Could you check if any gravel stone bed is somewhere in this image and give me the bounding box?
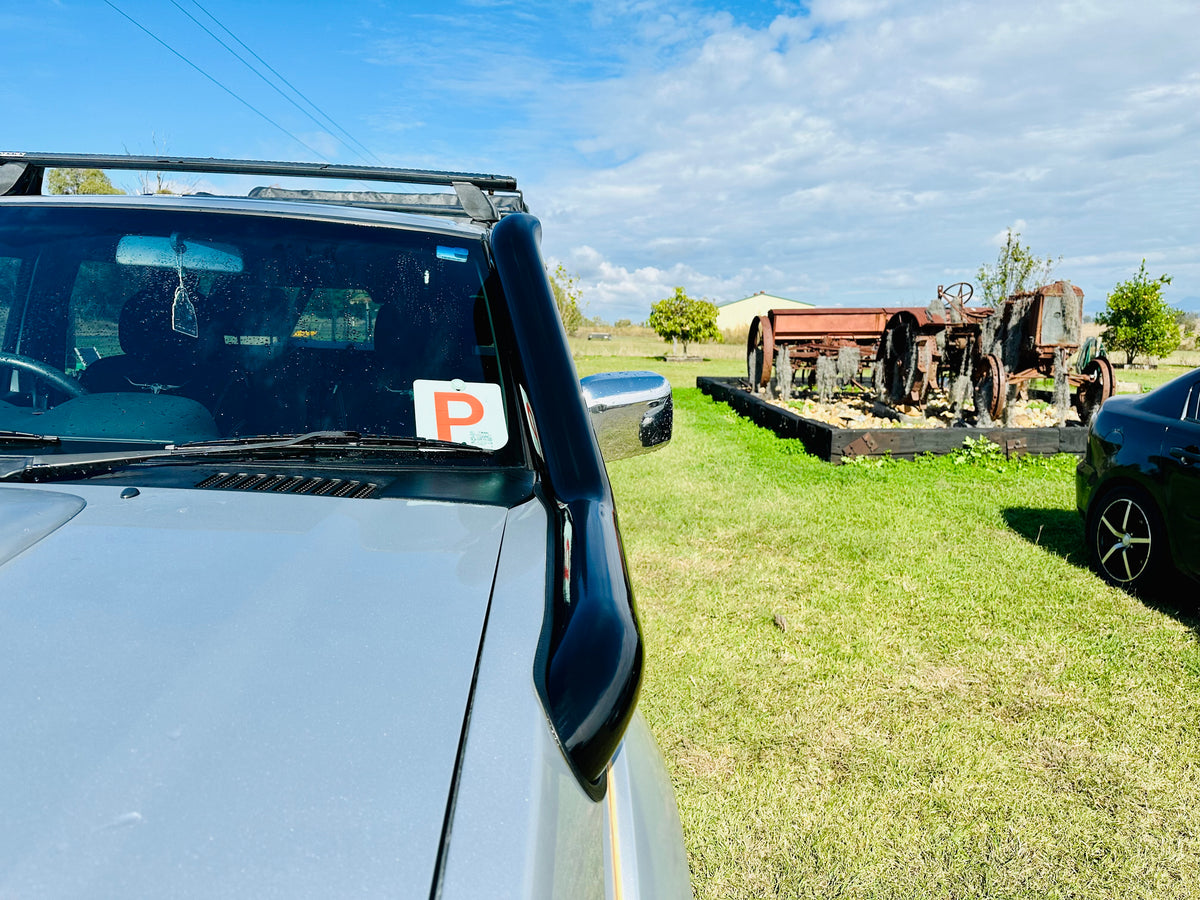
[769,392,1081,429]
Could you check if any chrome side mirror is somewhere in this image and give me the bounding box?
[580,371,673,461]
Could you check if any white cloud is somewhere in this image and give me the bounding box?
[989,222,1028,247]
[522,0,1200,318]
[808,0,894,25]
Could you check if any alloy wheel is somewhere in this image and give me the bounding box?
[1095,495,1153,584]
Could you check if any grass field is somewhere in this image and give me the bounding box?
[569,331,747,363]
[577,346,1200,899]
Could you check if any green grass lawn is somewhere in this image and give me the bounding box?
[1116,364,1196,392]
[568,331,747,365]
[578,350,1200,899]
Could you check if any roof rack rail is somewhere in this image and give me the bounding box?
[0,152,524,223]
[242,187,527,220]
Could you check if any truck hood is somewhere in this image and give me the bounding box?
[0,483,511,898]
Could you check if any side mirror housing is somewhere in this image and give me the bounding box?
[580,371,673,461]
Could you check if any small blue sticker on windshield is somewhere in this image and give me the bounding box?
[436,246,469,263]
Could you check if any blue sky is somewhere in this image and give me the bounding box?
[4,0,1199,321]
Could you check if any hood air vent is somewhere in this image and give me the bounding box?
[195,472,378,499]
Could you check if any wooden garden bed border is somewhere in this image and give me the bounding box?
[697,376,1087,463]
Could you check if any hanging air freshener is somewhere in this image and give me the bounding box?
[171,236,199,338]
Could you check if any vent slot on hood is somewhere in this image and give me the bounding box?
[195,472,378,499]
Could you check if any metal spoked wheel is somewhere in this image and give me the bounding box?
[1076,356,1115,424]
[940,281,974,305]
[973,353,1007,422]
[1088,487,1162,589]
[746,316,774,389]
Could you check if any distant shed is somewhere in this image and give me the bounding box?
[717,292,813,331]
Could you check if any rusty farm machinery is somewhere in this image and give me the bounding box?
[746,281,1115,425]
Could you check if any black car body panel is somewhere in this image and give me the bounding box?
[1077,367,1200,585]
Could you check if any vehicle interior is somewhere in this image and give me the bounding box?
[0,204,511,450]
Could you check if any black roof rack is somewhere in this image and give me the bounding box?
[242,186,527,220]
[0,152,525,224]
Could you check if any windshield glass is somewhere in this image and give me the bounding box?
[0,204,517,460]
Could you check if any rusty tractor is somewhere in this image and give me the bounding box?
[877,281,1114,424]
[747,305,917,401]
[747,281,1115,424]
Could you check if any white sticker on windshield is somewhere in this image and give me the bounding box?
[414,379,508,450]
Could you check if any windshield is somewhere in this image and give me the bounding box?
[0,204,518,461]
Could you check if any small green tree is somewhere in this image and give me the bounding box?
[648,287,720,356]
[46,168,124,195]
[1096,261,1179,366]
[976,228,1058,306]
[548,264,586,336]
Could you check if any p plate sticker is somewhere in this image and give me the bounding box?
[436,246,469,263]
[414,379,508,451]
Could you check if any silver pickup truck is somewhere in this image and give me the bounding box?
[0,152,689,899]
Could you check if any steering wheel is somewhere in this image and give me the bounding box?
[940,282,974,304]
[0,351,87,399]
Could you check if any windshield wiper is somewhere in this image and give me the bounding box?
[170,430,362,451]
[0,430,61,446]
[0,430,490,483]
[175,431,491,454]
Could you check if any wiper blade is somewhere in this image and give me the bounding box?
[0,430,61,446]
[171,430,361,451]
[169,434,357,453]
[175,431,492,454]
[0,431,491,483]
[0,431,344,481]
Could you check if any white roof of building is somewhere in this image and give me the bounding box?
[718,291,811,308]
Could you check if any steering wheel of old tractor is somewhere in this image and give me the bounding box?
[0,351,88,399]
[940,282,974,305]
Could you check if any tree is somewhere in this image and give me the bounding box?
[548,264,586,336]
[1176,309,1198,336]
[1096,261,1179,367]
[46,168,123,195]
[648,287,720,356]
[124,134,196,195]
[135,170,182,195]
[976,228,1058,306]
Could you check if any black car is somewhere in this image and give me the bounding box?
[1077,366,1200,589]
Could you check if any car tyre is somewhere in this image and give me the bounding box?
[1086,485,1167,591]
